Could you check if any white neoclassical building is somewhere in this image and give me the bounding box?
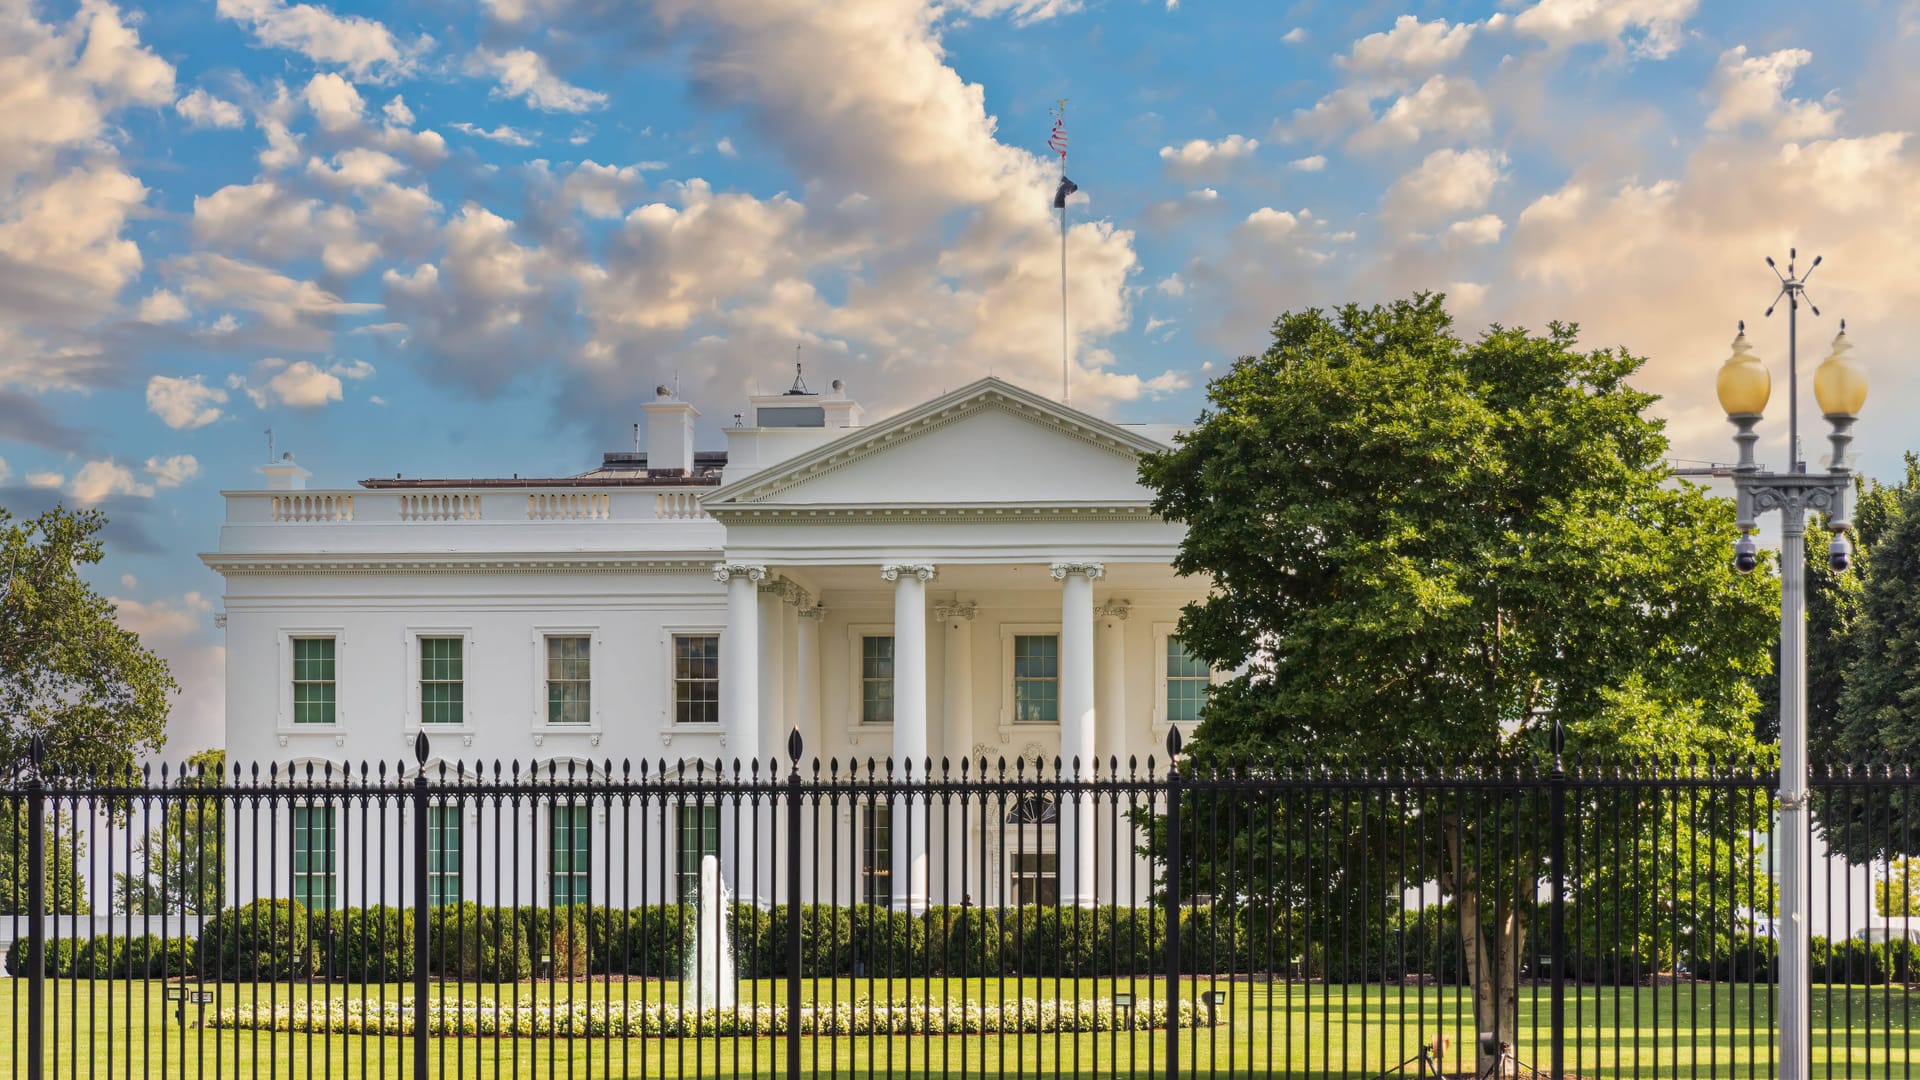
[207,376,1215,911]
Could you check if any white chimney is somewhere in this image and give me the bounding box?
[642,385,700,475]
[259,452,311,490]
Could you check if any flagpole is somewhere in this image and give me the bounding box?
[1060,172,1069,406]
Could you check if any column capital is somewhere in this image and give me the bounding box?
[933,601,977,621]
[712,562,768,583]
[881,563,937,583]
[1049,561,1105,582]
[797,605,828,622]
[1094,600,1131,620]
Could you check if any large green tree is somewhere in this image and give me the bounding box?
[114,749,225,915]
[1,505,175,777]
[1139,295,1779,1071]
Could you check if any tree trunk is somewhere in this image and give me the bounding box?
[1445,817,1529,1078]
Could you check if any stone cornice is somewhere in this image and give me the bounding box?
[202,552,721,577]
[703,503,1159,526]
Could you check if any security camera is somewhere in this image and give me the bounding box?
[1829,534,1852,573]
[1733,534,1758,575]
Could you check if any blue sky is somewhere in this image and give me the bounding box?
[2,0,1917,751]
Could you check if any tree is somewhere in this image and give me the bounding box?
[2,505,176,778]
[114,749,225,915]
[0,804,90,916]
[1876,857,1920,917]
[1139,295,1779,1072]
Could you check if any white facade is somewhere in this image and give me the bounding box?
[207,377,1211,911]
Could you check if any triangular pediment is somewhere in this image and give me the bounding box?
[705,378,1169,511]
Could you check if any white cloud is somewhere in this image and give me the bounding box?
[168,252,383,346]
[469,47,608,113]
[146,374,229,429]
[328,358,375,380]
[144,454,200,487]
[1156,273,1186,296]
[383,95,414,126]
[136,288,190,323]
[1706,46,1839,139]
[26,472,64,489]
[302,73,364,132]
[551,160,656,219]
[451,121,534,146]
[1349,74,1491,151]
[942,0,1084,23]
[1242,207,1306,241]
[1342,15,1475,76]
[1384,147,1508,222]
[176,89,245,129]
[110,591,213,640]
[1281,27,1307,44]
[1445,213,1506,246]
[0,457,8,485]
[190,179,379,276]
[69,459,153,502]
[263,359,345,407]
[1511,0,1698,60]
[0,164,152,332]
[716,136,737,157]
[1157,134,1258,174]
[215,0,424,80]
[1289,154,1327,172]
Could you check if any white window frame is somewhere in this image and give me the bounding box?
[663,625,725,729]
[998,622,1063,739]
[277,627,347,737]
[844,622,895,738]
[288,800,339,912]
[405,627,474,734]
[531,626,602,734]
[1151,622,1226,743]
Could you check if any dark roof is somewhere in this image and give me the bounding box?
[359,450,728,489]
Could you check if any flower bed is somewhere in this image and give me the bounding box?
[209,996,1212,1037]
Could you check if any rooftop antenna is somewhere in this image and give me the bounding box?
[1764,247,1822,471]
[633,423,641,454]
[789,347,809,395]
[265,428,274,464]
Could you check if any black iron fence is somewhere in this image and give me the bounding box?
[4,730,1919,1079]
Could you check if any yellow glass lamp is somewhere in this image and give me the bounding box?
[1813,324,1868,419]
[1716,326,1771,418]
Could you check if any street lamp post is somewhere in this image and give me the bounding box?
[1716,251,1869,1080]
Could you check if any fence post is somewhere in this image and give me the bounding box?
[786,730,805,1080]
[25,735,45,1080]
[1548,741,1567,1080]
[1164,727,1182,1080]
[412,732,431,1080]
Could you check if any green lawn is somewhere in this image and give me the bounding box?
[4,977,1915,1078]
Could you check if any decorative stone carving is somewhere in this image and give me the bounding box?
[880,563,937,583]
[1095,600,1131,619]
[1049,561,1105,581]
[797,604,827,622]
[711,562,768,583]
[933,601,977,621]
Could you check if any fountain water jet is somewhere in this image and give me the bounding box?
[684,854,735,1010]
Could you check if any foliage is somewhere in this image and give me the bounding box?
[1875,856,1920,917]
[0,803,91,915]
[114,749,226,915]
[196,898,316,980]
[0,505,175,779]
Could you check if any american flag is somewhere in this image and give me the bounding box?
[1047,100,1068,162]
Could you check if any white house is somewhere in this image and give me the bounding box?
[205,375,1216,913]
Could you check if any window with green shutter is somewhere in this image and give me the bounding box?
[861,635,894,724]
[1166,637,1211,724]
[420,637,463,725]
[550,806,591,907]
[292,638,336,725]
[1012,634,1059,723]
[291,806,335,910]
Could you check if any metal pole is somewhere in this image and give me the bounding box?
[1778,510,1810,1080]
[1164,728,1182,1080]
[1787,287,1799,469]
[411,732,431,1080]
[25,735,45,1080]
[1060,198,1070,405]
[786,729,804,1080]
[1549,744,1567,1080]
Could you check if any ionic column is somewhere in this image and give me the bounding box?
[883,562,936,914]
[714,562,766,903]
[795,604,825,902]
[935,601,977,905]
[1051,561,1103,906]
[1094,600,1129,905]
[757,580,789,778]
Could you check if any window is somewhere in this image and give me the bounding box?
[1012,634,1059,723]
[861,805,892,907]
[673,635,720,725]
[420,637,464,725]
[550,806,591,907]
[677,805,720,898]
[861,635,894,725]
[427,806,462,906]
[291,806,335,910]
[1165,637,1211,725]
[292,638,336,725]
[545,636,591,725]
[1010,853,1058,906]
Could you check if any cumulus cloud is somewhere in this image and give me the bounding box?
[215,0,426,80]
[1706,46,1839,139]
[1341,15,1476,77]
[1445,213,1505,246]
[136,288,190,323]
[1158,134,1258,174]
[1384,147,1508,223]
[470,47,608,112]
[146,374,229,429]
[302,72,365,132]
[176,89,245,129]
[1510,0,1698,60]
[451,122,535,146]
[69,459,153,502]
[144,454,199,487]
[1289,154,1327,172]
[1242,206,1307,242]
[382,96,413,125]
[1348,74,1491,151]
[263,358,345,407]
[167,252,383,347]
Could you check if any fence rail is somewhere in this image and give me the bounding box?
[6,730,1919,1079]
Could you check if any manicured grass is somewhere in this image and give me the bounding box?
[4,977,1915,1077]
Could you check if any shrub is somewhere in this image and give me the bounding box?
[5,937,79,977]
[196,899,316,981]
[428,903,532,981]
[320,905,413,981]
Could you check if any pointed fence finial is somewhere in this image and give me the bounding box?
[414,730,430,766]
[1166,726,1183,759]
[788,727,804,764]
[27,734,44,774]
